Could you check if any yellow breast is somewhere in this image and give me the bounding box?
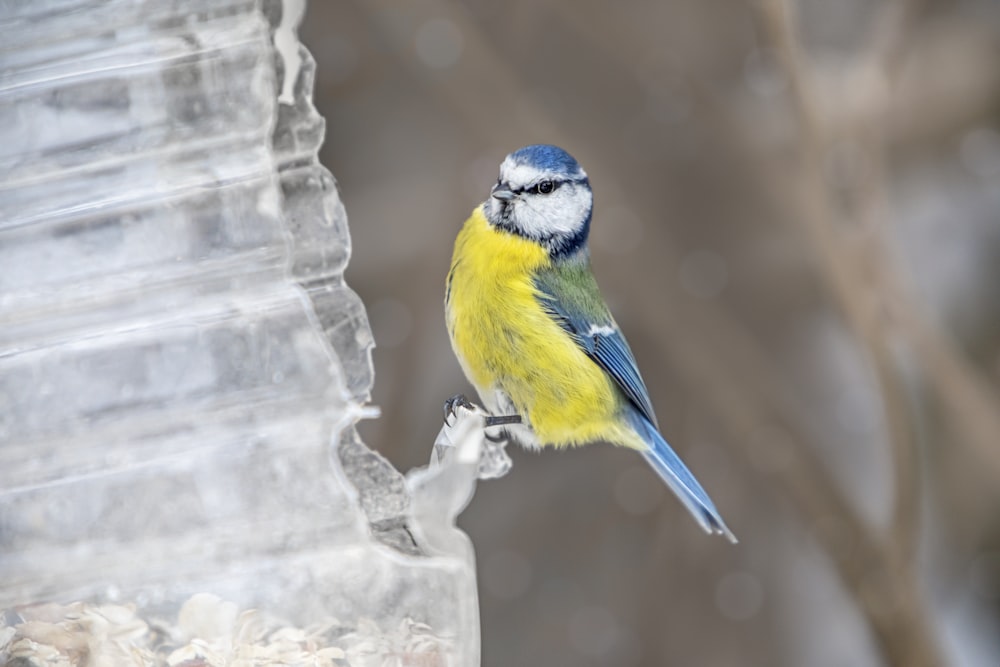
[445,207,639,449]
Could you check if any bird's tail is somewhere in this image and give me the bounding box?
[631,413,737,543]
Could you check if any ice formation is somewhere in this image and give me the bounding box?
[0,1,486,665]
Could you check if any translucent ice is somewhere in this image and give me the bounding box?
[0,1,482,665]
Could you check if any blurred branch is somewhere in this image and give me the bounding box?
[759,0,1000,501]
[758,0,923,564]
[753,0,1000,663]
[816,16,1000,148]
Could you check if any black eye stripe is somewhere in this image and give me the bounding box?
[516,179,576,195]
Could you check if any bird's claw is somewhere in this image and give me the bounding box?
[443,393,476,425]
[443,395,523,430]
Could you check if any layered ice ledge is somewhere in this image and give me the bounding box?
[0,2,482,665]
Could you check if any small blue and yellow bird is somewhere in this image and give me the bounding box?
[445,144,736,542]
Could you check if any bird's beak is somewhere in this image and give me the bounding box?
[491,184,516,201]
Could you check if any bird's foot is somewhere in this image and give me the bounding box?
[443,394,476,425]
[444,394,522,429]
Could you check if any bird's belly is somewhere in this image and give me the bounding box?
[449,278,630,448]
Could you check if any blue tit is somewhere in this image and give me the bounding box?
[445,144,736,542]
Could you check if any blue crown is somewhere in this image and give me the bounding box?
[509,144,584,178]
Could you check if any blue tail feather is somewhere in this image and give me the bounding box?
[631,413,737,543]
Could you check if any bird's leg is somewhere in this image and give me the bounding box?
[484,414,521,448]
[484,414,522,428]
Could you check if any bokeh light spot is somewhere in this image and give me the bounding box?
[414,18,464,69]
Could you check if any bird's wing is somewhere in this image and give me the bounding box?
[533,260,659,428]
[536,260,737,542]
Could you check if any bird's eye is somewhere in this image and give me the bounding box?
[537,180,554,194]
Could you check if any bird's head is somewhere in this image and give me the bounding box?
[485,144,593,258]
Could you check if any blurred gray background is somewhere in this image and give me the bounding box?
[300,1,1000,665]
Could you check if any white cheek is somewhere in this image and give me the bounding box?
[513,188,591,238]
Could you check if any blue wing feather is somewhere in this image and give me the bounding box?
[535,268,737,542]
[534,281,658,427]
[630,411,737,542]
[591,331,658,428]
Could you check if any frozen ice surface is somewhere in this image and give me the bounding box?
[412,406,500,558]
[0,1,481,665]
